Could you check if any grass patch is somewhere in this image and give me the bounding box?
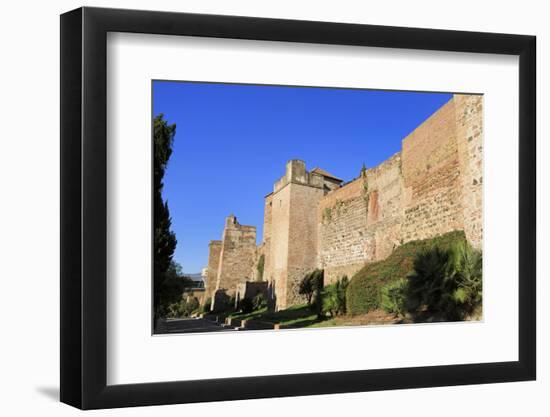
[347,230,467,315]
[229,304,322,328]
[228,307,268,321]
[310,309,403,328]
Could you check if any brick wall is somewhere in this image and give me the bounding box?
[401,97,464,242]
[264,160,332,309]
[317,177,370,283]
[455,95,483,249]
[267,183,291,309]
[285,182,324,307]
[261,193,273,283]
[316,95,482,284]
[318,153,405,283]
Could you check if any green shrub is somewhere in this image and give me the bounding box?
[347,231,467,315]
[322,285,339,317]
[184,297,199,315]
[156,261,194,318]
[380,279,408,316]
[298,272,314,304]
[338,276,349,314]
[201,297,212,313]
[211,291,232,313]
[310,269,325,318]
[450,242,483,308]
[256,254,265,281]
[252,293,267,311]
[239,297,254,314]
[228,295,236,311]
[299,269,324,305]
[166,296,200,318]
[322,276,349,317]
[167,301,184,318]
[406,241,482,321]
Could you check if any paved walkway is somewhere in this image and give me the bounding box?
[156,318,236,334]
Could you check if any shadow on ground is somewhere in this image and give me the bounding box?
[36,386,59,401]
[155,317,236,334]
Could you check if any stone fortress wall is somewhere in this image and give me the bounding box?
[209,215,257,310]
[203,240,222,305]
[204,94,483,311]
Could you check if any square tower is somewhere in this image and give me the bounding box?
[265,160,342,310]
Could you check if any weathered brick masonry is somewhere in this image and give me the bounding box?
[203,240,222,305]
[454,95,483,249]
[204,94,483,311]
[264,160,341,309]
[209,215,257,310]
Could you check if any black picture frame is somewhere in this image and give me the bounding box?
[60,6,536,410]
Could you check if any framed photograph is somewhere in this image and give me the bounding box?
[60,6,536,410]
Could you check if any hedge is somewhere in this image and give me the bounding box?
[346,230,467,315]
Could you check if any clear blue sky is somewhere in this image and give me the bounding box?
[153,81,452,273]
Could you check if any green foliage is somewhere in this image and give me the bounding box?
[252,293,268,311]
[380,279,408,316]
[322,285,339,317]
[167,302,183,318]
[323,207,332,223]
[256,254,265,281]
[201,297,212,313]
[185,297,200,315]
[299,269,324,305]
[347,231,467,315]
[239,297,254,314]
[228,295,236,311]
[338,276,349,313]
[310,269,325,318]
[153,114,178,319]
[167,296,200,318]
[407,241,482,321]
[230,303,319,329]
[299,273,314,304]
[406,246,452,316]
[322,276,349,317]
[156,261,194,317]
[211,291,231,313]
[450,242,483,307]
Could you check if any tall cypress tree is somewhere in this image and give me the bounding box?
[153,114,177,318]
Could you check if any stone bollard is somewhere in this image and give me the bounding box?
[225,317,242,327]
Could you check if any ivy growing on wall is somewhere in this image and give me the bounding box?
[323,207,332,223]
[362,180,370,214]
[256,254,265,281]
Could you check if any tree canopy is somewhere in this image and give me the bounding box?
[153,114,178,318]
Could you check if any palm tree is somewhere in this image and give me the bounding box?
[406,242,482,321]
